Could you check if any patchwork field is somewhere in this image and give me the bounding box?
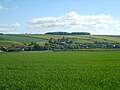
[0,34,120,47]
[0,51,120,89]
[0,34,48,46]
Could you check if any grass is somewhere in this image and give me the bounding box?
[93,35,120,43]
[1,34,120,46]
[24,34,120,43]
[24,34,80,40]
[0,51,120,89]
[0,40,24,47]
[0,34,47,44]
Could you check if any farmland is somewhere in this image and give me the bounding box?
[0,34,120,45]
[0,34,120,52]
[1,34,120,45]
[0,34,120,89]
[0,51,120,89]
[0,34,48,46]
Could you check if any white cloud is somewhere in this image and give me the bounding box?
[0,23,20,31]
[0,4,18,11]
[28,11,120,35]
[0,5,7,11]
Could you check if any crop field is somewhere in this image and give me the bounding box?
[23,34,120,43]
[93,35,120,43]
[0,51,120,89]
[0,34,47,45]
[0,40,24,47]
[0,34,120,47]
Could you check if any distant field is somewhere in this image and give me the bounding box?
[0,40,24,47]
[0,34,120,47]
[0,51,120,89]
[93,35,120,43]
[0,35,47,46]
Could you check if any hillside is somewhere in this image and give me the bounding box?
[0,34,48,46]
[21,34,120,43]
[0,34,120,46]
[0,34,120,52]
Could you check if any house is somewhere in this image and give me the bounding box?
[0,50,3,52]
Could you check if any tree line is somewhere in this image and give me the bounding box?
[45,32,90,35]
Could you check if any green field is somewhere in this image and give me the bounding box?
[0,34,47,46]
[0,34,120,47]
[0,51,120,89]
[24,34,120,43]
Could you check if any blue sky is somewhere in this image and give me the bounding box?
[0,0,120,35]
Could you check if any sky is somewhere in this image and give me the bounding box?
[0,0,120,35]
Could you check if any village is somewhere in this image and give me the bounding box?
[0,36,120,52]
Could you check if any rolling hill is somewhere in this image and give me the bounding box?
[0,34,120,47]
